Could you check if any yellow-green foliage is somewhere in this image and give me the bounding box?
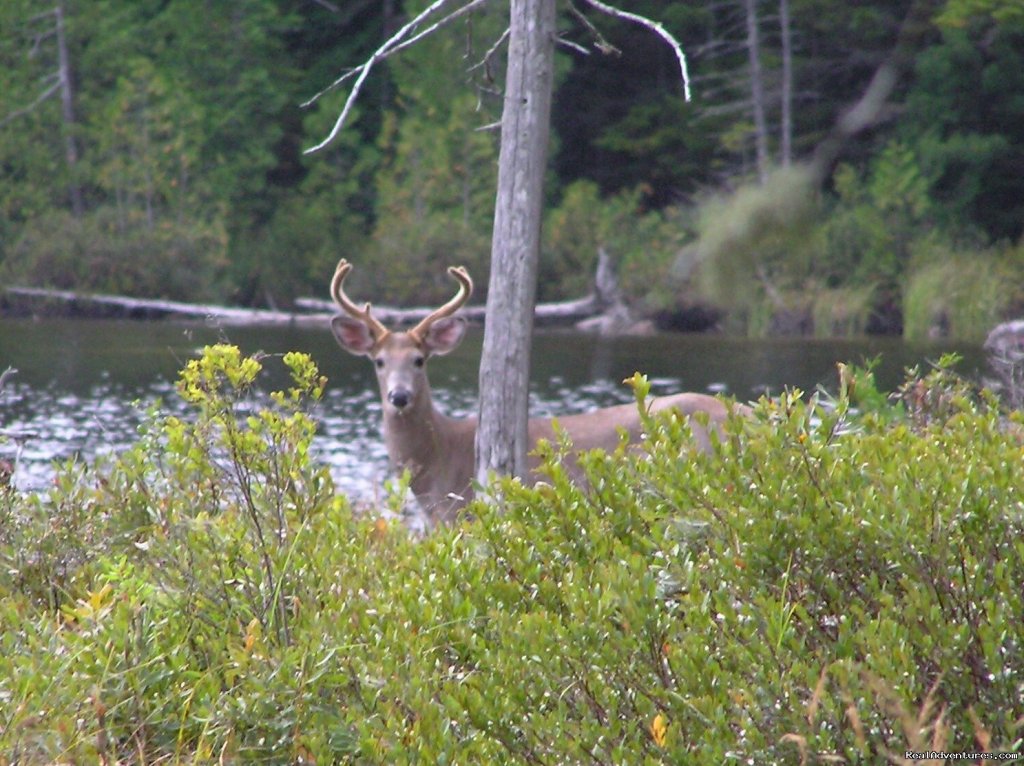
[904,245,1020,342]
[811,283,875,337]
[541,181,693,308]
[1,349,1022,763]
[694,166,819,311]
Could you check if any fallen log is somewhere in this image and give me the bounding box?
[3,250,640,330]
[3,285,605,328]
[3,286,331,328]
[294,291,602,326]
[296,248,626,330]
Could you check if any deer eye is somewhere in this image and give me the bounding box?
[375,357,385,369]
[413,356,425,368]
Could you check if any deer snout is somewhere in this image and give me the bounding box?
[388,388,412,410]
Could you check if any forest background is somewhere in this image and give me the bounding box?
[1,0,1022,341]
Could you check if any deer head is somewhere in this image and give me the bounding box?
[329,258,473,416]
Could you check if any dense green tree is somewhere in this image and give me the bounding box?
[0,1,81,228]
[901,14,1024,241]
[552,3,716,205]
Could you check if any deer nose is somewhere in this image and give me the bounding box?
[388,388,411,409]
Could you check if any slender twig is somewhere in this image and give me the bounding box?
[467,26,510,79]
[28,28,56,58]
[578,0,691,101]
[556,36,591,56]
[0,78,60,128]
[0,367,17,393]
[568,1,619,56]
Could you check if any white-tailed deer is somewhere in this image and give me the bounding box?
[329,259,746,525]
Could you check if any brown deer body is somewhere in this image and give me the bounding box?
[329,259,744,525]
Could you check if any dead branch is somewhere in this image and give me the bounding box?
[556,36,591,56]
[303,0,494,153]
[468,26,510,80]
[808,0,941,184]
[386,0,493,69]
[568,2,620,56]
[0,367,17,394]
[304,0,456,153]
[577,0,691,100]
[305,0,690,152]
[0,77,60,128]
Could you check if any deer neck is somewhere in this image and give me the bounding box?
[380,387,477,519]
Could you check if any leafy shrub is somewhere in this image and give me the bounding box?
[543,182,699,310]
[1,348,1021,763]
[903,244,1019,341]
[811,283,875,337]
[0,345,356,762]
[2,207,228,301]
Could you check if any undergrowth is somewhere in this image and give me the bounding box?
[0,346,1021,763]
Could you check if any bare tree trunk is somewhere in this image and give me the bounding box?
[475,0,556,485]
[55,2,84,217]
[779,0,792,167]
[744,0,770,184]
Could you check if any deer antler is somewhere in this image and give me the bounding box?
[330,258,390,342]
[409,266,473,343]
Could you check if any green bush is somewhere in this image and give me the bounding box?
[2,207,228,301]
[903,244,1019,341]
[1,348,1021,763]
[811,283,875,337]
[541,182,708,312]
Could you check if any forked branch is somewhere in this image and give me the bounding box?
[467,26,510,81]
[304,0,454,153]
[304,0,493,154]
[567,1,620,56]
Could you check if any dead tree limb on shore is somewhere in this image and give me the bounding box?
[3,256,627,328]
[3,286,330,327]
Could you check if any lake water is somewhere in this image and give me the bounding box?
[0,317,988,499]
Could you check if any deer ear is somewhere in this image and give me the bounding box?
[422,316,466,356]
[331,315,376,356]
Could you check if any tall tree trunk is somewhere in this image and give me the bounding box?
[744,0,770,184]
[779,0,793,166]
[475,0,556,485]
[55,2,84,217]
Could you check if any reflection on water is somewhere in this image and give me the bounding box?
[1,379,181,490]
[0,318,987,498]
